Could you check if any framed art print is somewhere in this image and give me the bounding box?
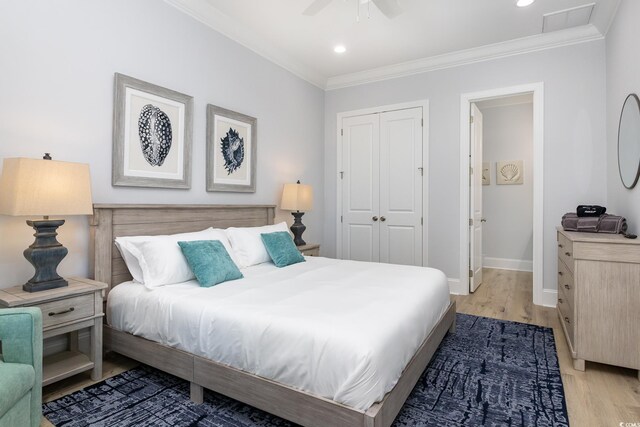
[206,104,257,192]
[112,73,193,189]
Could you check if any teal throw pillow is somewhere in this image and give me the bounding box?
[260,231,305,268]
[178,240,243,287]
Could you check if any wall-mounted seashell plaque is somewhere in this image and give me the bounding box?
[496,160,524,185]
[482,162,490,185]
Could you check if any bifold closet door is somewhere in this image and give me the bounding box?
[379,108,423,266]
[341,113,380,262]
[341,107,423,266]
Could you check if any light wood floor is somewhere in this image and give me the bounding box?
[41,268,640,426]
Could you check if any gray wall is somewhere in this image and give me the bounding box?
[0,0,324,289]
[324,40,607,292]
[606,0,640,233]
[479,103,533,266]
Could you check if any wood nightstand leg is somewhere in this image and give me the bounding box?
[70,330,79,352]
[190,382,204,404]
[91,318,103,381]
[573,358,585,371]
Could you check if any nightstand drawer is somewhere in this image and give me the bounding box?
[297,243,320,257]
[39,294,95,329]
[301,248,320,256]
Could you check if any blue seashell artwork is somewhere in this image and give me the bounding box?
[221,127,245,175]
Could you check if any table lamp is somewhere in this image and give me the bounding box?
[280,180,313,246]
[0,155,93,292]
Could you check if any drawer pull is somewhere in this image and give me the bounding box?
[48,307,75,317]
[565,252,571,257]
[564,284,571,290]
[558,271,563,276]
[558,243,563,248]
[564,317,571,324]
[558,298,564,304]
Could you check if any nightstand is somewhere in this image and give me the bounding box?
[298,243,320,257]
[0,277,107,386]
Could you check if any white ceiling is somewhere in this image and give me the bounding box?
[166,0,620,89]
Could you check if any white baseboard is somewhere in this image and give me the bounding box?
[447,278,464,295]
[483,256,533,272]
[539,288,558,308]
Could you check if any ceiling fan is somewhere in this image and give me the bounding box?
[303,0,403,19]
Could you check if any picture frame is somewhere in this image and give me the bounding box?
[112,73,193,189]
[206,104,257,193]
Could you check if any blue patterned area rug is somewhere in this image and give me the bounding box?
[44,314,569,426]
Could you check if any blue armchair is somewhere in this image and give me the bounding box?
[0,308,42,427]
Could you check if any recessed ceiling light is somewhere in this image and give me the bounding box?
[517,0,535,7]
[334,45,346,54]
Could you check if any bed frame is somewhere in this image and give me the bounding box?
[90,204,456,427]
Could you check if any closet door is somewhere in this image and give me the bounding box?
[341,113,380,262]
[379,108,423,266]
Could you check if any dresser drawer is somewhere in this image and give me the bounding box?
[38,294,95,329]
[558,302,575,351]
[557,258,575,308]
[557,233,574,273]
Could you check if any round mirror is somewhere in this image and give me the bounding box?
[618,93,640,189]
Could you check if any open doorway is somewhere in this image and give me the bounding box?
[459,83,546,306]
[471,94,534,293]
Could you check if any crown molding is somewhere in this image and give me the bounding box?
[164,0,605,92]
[602,0,622,36]
[164,0,327,90]
[325,24,604,90]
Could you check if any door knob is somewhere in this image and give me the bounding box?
[480,218,487,223]
[372,216,379,222]
[380,216,386,222]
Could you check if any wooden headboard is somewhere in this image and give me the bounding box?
[90,204,276,293]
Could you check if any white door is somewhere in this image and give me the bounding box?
[470,103,484,292]
[379,108,423,266]
[341,107,423,266]
[341,113,380,262]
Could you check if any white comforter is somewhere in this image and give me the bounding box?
[107,256,450,410]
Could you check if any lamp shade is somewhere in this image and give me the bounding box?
[281,182,313,212]
[0,157,93,217]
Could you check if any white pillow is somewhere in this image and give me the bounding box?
[114,240,145,283]
[226,222,289,268]
[115,228,239,288]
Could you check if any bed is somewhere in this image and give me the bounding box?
[91,204,456,427]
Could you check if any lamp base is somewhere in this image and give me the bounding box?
[23,219,69,292]
[290,212,307,246]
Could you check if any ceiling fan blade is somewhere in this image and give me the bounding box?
[303,0,333,16]
[371,0,403,19]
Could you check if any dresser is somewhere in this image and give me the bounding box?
[0,277,108,385]
[556,227,640,379]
